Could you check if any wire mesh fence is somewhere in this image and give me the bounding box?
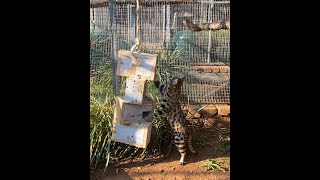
[90,0,230,104]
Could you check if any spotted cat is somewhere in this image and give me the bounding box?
[145,76,196,165]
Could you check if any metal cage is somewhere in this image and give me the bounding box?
[90,0,230,104]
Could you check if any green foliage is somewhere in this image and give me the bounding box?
[156,48,189,81]
[90,61,114,103]
[143,94,172,156]
[90,96,114,169]
[173,29,230,63]
[201,160,224,171]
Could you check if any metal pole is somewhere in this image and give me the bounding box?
[165,5,171,49]
[207,3,213,63]
[109,0,118,96]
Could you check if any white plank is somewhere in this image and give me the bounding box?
[117,50,158,81]
[111,121,152,148]
[115,96,154,124]
[124,77,146,104]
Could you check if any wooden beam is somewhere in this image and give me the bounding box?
[184,103,230,118]
[191,65,230,73]
[215,104,230,116]
[183,19,230,31]
[90,0,199,8]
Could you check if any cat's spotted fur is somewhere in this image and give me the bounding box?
[145,76,196,165]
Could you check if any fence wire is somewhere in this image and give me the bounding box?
[90,0,230,104]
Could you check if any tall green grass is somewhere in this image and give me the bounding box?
[90,95,114,170]
[90,66,172,171]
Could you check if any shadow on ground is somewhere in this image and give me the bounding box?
[92,117,230,180]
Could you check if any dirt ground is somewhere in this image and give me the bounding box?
[92,117,230,180]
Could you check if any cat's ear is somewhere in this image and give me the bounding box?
[176,76,185,89]
[154,81,160,88]
[179,76,186,81]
